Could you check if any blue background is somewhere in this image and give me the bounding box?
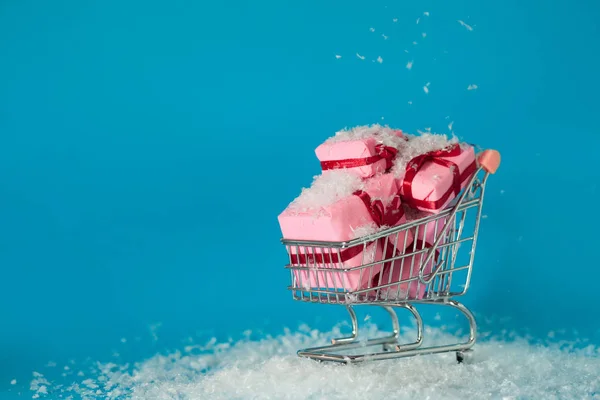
[0,0,599,396]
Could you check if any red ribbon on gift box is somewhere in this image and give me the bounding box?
[402,144,477,210]
[320,144,399,172]
[289,189,404,266]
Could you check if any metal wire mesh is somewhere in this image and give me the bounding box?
[282,170,487,305]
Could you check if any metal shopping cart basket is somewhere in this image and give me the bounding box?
[280,149,501,364]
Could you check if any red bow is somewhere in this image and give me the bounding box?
[320,144,398,172]
[402,144,476,210]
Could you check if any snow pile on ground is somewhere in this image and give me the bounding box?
[29,324,600,400]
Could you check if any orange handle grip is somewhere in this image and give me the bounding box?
[478,149,501,174]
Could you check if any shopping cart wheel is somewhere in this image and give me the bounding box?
[456,349,473,364]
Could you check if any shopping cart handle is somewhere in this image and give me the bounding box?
[478,149,501,174]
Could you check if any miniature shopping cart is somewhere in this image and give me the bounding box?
[280,149,501,364]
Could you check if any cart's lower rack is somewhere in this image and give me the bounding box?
[295,300,476,364]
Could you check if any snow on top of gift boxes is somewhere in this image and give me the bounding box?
[286,170,365,214]
[389,132,459,179]
[279,125,477,242]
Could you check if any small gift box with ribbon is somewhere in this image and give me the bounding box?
[399,143,477,213]
[315,126,407,179]
[278,173,412,292]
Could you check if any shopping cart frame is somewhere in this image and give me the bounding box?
[280,149,500,364]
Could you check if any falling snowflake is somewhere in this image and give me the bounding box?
[369,27,375,32]
[424,11,430,16]
[376,56,383,64]
[423,82,430,94]
[458,20,474,31]
[467,84,478,90]
[382,34,388,40]
[356,53,366,60]
[406,60,413,70]
[422,32,427,38]
[416,17,420,24]
[408,101,413,105]
[393,18,398,22]
[448,121,454,131]
[335,55,342,59]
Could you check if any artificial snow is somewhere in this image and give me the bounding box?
[322,124,405,147]
[287,170,365,213]
[458,20,474,31]
[30,324,600,400]
[390,132,459,180]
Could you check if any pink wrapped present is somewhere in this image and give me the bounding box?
[315,129,406,179]
[278,173,411,292]
[369,214,449,300]
[400,143,477,213]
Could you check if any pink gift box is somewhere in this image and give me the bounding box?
[399,144,477,213]
[369,214,449,300]
[278,173,411,292]
[315,130,405,179]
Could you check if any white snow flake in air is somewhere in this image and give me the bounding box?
[416,17,420,24]
[468,84,478,90]
[448,121,454,131]
[356,53,366,60]
[424,11,430,16]
[10,379,16,385]
[406,60,413,70]
[458,20,474,31]
[422,32,427,38]
[393,18,398,22]
[369,27,375,32]
[423,82,430,94]
[335,55,342,59]
[408,101,413,105]
[376,56,383,63]
[382,34,388,40]
[412,41,418,45]
[404,49,409,53]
